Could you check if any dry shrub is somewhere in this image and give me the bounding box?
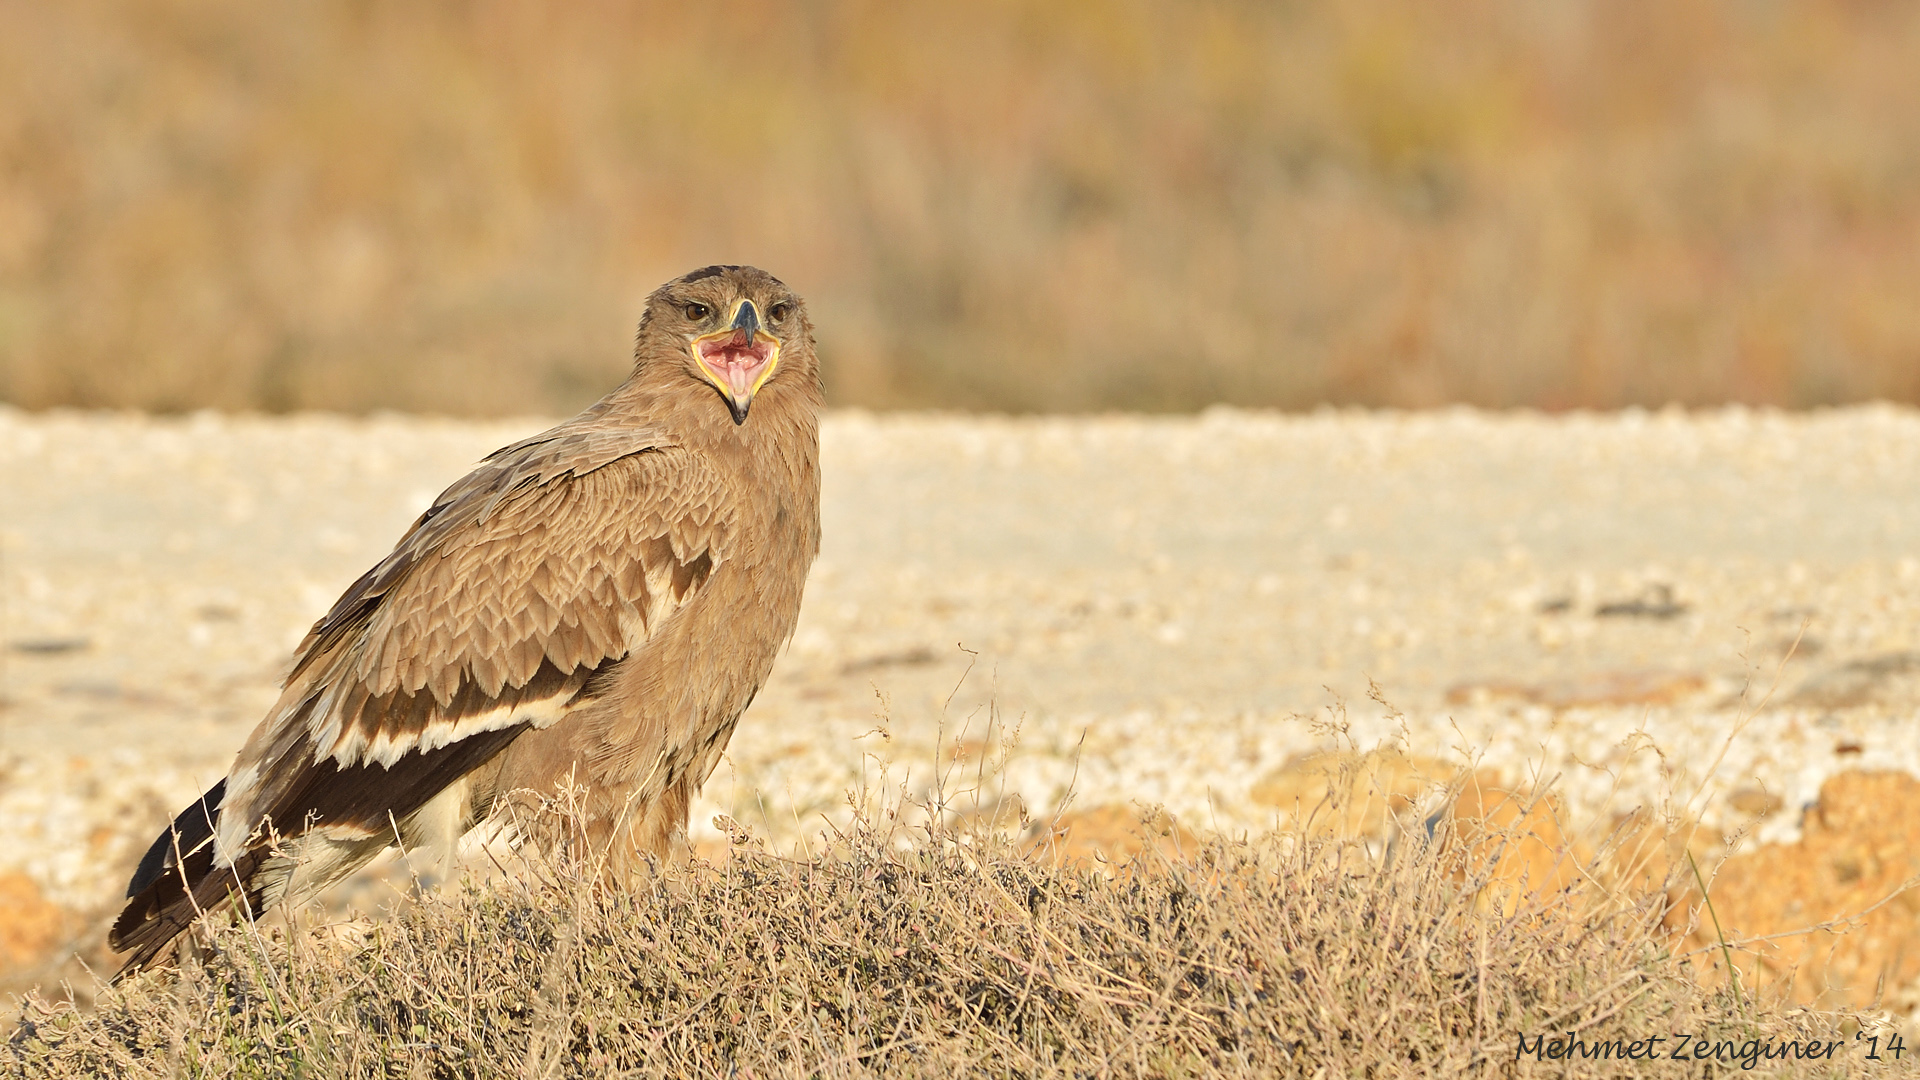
[7,786,1898,1079]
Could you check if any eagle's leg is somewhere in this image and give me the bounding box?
[579,776,695,886]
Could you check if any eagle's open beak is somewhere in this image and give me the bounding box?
[691,300,781,425]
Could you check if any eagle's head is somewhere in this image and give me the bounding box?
[636,264,816,426]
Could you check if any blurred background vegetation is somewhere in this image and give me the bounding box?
[1,0,1917,416]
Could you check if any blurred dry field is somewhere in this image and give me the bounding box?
[4,0,1920,416]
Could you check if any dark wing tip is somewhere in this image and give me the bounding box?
[110,846,262,982]
[127,780,225,899]
[113,779,241,980]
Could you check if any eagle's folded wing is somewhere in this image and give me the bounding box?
[113,427,736,965]
[228,426,730,868]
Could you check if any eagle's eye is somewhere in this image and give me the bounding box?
[767,301,792,323]
[684,302,711,321]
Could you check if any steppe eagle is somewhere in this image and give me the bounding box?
[111,265,822,974]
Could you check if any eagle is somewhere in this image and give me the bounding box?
[110,265,822,975]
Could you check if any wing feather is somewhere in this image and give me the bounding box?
[214,426,734,864]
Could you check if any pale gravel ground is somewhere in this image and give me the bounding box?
[4,405,1920,918]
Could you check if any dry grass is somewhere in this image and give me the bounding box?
[3,1,1920,415]
[7,782,1901,1079]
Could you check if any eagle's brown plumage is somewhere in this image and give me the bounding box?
[111,265,822,976]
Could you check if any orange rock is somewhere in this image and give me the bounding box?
[1249,747,1457,840]
[1686,771,1920,1007]
[1445,670,1705,710]
[0,871,67,975]
[1445,786,1591,917]
[1600,807,1709,907]
[1028,803,1195,868]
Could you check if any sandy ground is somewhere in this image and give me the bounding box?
[5,405,1920,927]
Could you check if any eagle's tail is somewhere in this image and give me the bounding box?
[109,780,269,979]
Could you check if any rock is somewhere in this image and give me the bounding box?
[1249,747,1457,840]
[1593,583,1689,619]
[1029,803,1195,867]
[1685,771,1920,1007]
[1444,670,1706,710]
[0,872,67,976]
[1444,786,1590,917]
[1727,787,1784,819]
[1790,653,1920,710]
[1601,808,1710,904]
